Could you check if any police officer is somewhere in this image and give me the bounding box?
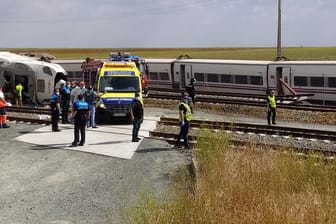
[60,82,71,124]
[71,94,90,147]
[50,88,61,132]
[267,89,277,125]
[130,93,144,142]
[174,93,192,149]
[83,85,97,128]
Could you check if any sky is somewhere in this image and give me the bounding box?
[0,0,336,48]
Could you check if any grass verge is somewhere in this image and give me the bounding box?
[123,129,336,224]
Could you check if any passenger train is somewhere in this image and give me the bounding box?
[0,52,67,105]
[52,57,336,105]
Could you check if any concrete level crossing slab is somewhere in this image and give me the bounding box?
[15,117,158,159]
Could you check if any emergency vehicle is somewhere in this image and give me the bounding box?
[81,56,143,123]
[81,53,148,96]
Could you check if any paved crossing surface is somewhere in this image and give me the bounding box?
[15,117,158,159]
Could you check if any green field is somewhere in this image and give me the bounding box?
[1,47,336,60]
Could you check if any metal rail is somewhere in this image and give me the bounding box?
[148,130,334,156]
[159,117,336,142]
[147,91,336,112]
[6,106,51,124]
[150,117,336,155]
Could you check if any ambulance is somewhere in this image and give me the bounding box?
[94,60,143,123]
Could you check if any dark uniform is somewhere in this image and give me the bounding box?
[60,83,71,124]
[83,86,97,128]
[130,94,144,142]
[185,78,196,104]
[71,96,90,146]
[50,89,61,132]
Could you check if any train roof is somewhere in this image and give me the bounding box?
[0,51,66,72]
[0,51,35,63]
[270,60,336,65]
[145,58,176,63]
[175,58,271,65]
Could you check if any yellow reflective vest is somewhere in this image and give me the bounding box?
[180,102,192,121]
[16,84,23,97]
[268,95,276,108]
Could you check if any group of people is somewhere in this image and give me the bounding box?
[49,80,145,146]
[49,81,98,147]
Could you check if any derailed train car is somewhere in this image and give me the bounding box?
[0,52,67,105]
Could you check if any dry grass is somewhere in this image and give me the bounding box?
[124,130,336,224]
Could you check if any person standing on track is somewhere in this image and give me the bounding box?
[71,94,90,147]
[50,88,61,132]
[130,93,144,142]
[15,82,24,106]
[185,77,196,105]
[267,89,277,125]
[174,93,192,149]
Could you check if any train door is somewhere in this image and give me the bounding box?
[180,64,186,89]
[276,66,295,96]
[180,64,192,89]
[282,67,291,86]
[275,67,283,93]
[185,65,192,86]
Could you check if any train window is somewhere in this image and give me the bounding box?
[207,73,219,82]
[328,77,336,88]
[250,76,263,85]
[159,72,169,80]
[194,73,204,82]
[294,77,307,86]
[42,66,52,76]
[14,63,28,70]
[310,77,324,87]
[220,74,232,83]
[235,75,248,84]
[149,72,158,80]
[37,79,45,92]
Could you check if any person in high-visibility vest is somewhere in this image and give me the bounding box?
[267,89,277,125]
[15,82,24,106]
[174,93,192,149]
[0,86,10,128]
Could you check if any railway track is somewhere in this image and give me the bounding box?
[150,117,336,155]
[6,106,51,125]
[147,90,336,112]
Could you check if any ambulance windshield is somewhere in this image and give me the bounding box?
[100,76,139,93]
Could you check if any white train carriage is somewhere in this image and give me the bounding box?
[0,52,67,104]
[268,61,336,104]
[51,59,84,82]
[171,59,270,96]
[146,59,175,90]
